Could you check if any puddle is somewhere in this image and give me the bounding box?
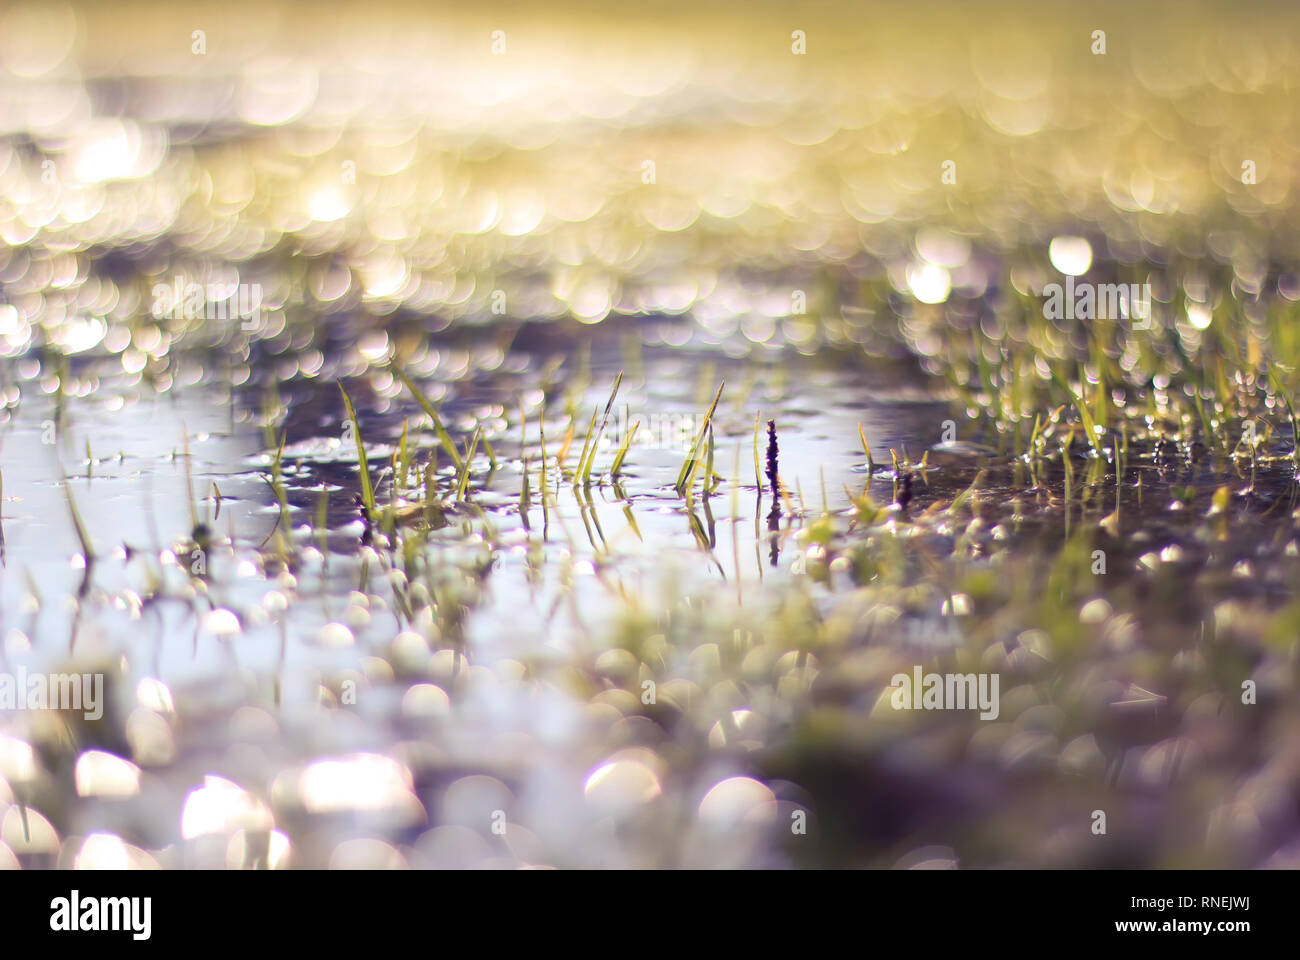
[4,1,1300,869]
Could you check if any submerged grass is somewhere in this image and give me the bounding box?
[392,363,464,474]
[62,472,95,562]
[455,425,481,502]
[577,371,623,484]
[676,381,725,494]
[572,407,599,486]
[20,4,1300,872]
[339,382,375,519]
[26,290,1300,871]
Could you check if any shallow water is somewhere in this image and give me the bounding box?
[6,1,1300,869]
[1,323,966,866]
[6,319,1298,868]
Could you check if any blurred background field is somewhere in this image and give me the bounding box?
[2,0,1300,869]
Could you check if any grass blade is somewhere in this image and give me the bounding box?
[339,382,376,518]
[392,364,464,473]
[579,371,624,483]
[676,381,726,493]
[611,420,640,477]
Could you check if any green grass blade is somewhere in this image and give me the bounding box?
[392,364,464,473]
[580,371,624,483]
[1268,363,1299,463]
[339,383,375,517]
[611,420,640,476]
[456,425,481,502]
[573,406,598,485]
[1050,365,1104,458]
[64,477,95,561]
[676,381,726,493]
